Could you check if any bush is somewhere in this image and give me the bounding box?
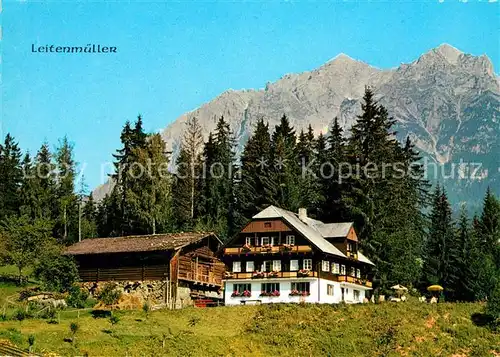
[66,285,89,308]
[486,280,500,328]
[97,283,122,306]
[34,253,79,292]
[109,313,120,325]
[12,308,27,321]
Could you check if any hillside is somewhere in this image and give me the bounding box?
[0,298,498,356]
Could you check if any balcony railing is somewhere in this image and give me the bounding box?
[338,275,372,288]
[224,271,318,279]
[224,245,313,255]
[224,271,372,287]
[178,271,223,286]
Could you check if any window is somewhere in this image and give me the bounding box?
[322,260,330,272]
[285,235,295,245]
[327,284,334,296]
[261,283,280,293]
[291,282,310,294]
[356,268,361,278]
[273,260,282,272]
[271,236,277,246]
[347,242,353,252]
[245,237,252,246]
[233,261,241,273]
[262,261,272,272]
[332,263,340,274]
[340,264,346,275]
[264,222,272,228]
[246,261,254,272]
[350,267,356,277]
[235,284,251,293]
[290,259,299,271]
[354,290,360,301]
[303,259,312,270]
[261,236,270,246]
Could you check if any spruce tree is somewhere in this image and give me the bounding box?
[263,114,301,212]
[54,137,78,244]
[172,117,204,229]
[235,118,272,225]
[423,186,460,299]
[0,134,23,219]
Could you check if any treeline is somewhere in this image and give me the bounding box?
[1,88,498,300]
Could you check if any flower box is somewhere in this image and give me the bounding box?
[289,289,311,297]
[241,244,251,253]
[224,272,233,279]
[260,290,280,297]
[252,271,265,279]
[267,271,279,278]
[297,269,310,277]
[280,244,294,253]
[231,290,251,298]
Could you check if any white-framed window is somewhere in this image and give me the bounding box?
[354,290,360,301]
[350,267,356,277]
[233,261,241,273]
[246,261,254,272]
[356,268,361,278]
[322,260,330,272]
[347,242,353,251]
[245,237,252,246]
[291,282,310,294]
[263,261,272,272]
[327,284,334,296]
[332,263,340,274]
[273,260,282,272]
[303,259,312,270]
[261,282,280,293]
[290,259,299,271]
[235,284,251,293]
[285,235,295,245]
[261,236,270,246]
[340,264,346,275]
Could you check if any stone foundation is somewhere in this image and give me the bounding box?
[80,280,167,306]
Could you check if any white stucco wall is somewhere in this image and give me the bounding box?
[224,279,370,305]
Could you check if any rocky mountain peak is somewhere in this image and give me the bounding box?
[434,43,463,65]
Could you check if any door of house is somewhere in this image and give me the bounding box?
[341,287,345,302]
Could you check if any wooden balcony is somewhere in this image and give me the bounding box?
[224,245,313,255]
[337,275,372,288]
[178,271,223,287]
[224,271,318,279]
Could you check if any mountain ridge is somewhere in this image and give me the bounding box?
[94,44,499,207]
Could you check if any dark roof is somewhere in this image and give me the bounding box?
[64,232,220,256]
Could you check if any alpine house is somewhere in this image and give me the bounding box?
[221,205,374,305]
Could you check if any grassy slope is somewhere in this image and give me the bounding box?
[0,301,498,356]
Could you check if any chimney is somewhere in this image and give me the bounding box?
[298,208,307,220]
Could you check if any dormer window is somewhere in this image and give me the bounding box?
[264,222,272,228]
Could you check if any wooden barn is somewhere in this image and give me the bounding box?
[64,232,225,308]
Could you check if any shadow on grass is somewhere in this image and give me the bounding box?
[470,312,495,327]
[91,310,111,319]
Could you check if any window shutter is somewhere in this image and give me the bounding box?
[273,260,281,272]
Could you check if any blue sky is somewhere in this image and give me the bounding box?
[2,0,499,191]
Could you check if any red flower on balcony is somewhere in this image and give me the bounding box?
[242,244,251,252]
[241,290,251,297]
[267,271,279,278]
[252,271,265,279]
[260,290,280,297]
[297,269,310,277]
[231,291,241,297]
[289,289,310,296]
